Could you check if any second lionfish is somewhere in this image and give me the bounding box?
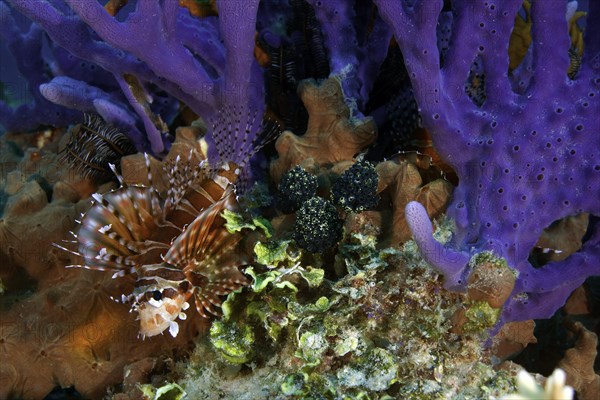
[56,107,280,338]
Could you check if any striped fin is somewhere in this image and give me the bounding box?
[210,105,281,172]
[75,185,167,272]
[162,187,250,318]
[59,114,136,182]
[164,150,206,215]
[164,154,242,229]
[195,287,223,318]
[194,278,248,318]
[163,187,238,268]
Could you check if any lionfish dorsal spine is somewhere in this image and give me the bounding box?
[210,105,282,179]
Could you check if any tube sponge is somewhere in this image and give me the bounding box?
[405,201,470,291]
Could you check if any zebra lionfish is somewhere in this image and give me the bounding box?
[56,107,280,338]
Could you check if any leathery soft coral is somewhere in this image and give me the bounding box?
[4,0,266,159]
[374,0,599,325]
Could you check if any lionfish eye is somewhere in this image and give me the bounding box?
[152,290,162,301]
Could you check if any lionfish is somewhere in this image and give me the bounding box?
[56,107,280,338]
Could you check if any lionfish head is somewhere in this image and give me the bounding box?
[129,273,194,338]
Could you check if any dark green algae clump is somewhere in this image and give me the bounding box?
[164,213,516,399]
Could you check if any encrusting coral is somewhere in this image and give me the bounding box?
[269,77,377,182]
[376,155,453,245]
[557,322,600,399]
[163,218,520,399]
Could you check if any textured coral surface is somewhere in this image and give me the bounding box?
[270,78,376,182]
[375,0,600,325]
[0,130,202,398]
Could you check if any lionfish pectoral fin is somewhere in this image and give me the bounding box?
[139,240,171,252]
[162,190,236,268]
[52,243,123,272]
[157,219,183,232]
[194,295,211,319]
[175,198,201,217]
[168,320,180,337]
[52,242,81,258]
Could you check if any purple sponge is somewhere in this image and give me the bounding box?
[376,0,600,325]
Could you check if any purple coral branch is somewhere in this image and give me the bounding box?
[503,219,600,322]
[529,0,571,95]
[305,0,392,113]
[39,76,123,113]
[6,0,268,164]
[113,75,167,155]
[37,75,150,151]
[0,2,80,131]
[62,0,265,155]
[357,13,393,105]
[306,0,360,74]
[405,201,471,291]
[178,15,226,78]
[216,0,262,108]
[63,0,218,112]
[373,0,465,158]
[376,0,600,325]
[5,0,172,152]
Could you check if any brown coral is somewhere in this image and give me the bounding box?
[270,78,377,182]
[376,156,453,245]
[267,78,452,248]
[558,322,600,400]
[0,128,207,399]
[467,261,516,309]
[494,320,537,361]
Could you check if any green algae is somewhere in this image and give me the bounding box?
[462,301,501,334]
[179,218,518,399]
[138,382,186,400]
[469,251,510,271]
[222,209,273,237]
[209,321,255,364]
[254,240,295,267]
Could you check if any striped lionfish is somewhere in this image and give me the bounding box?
[56,107,280,338]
